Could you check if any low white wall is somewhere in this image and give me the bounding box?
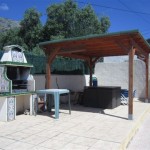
[95,60,148,99]
[34,75,90,92]
[103,56,138,62]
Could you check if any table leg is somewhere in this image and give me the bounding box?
[54,93,60,119]
[44,93,47,111]
[34,95,38,116]
[68,93,71,114]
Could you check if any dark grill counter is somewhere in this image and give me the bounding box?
[83,86,121,109]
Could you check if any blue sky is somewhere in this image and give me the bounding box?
[0,0,150,39]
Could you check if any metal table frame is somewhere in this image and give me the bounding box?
[36,89,71,119]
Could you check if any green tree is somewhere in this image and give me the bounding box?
[75,5,102,36]
[0,28,26,50]
[19,8,42,51]
[100,17,110,33]
[43,0,110,40]
[32,46,45,56]
[42,3,66,40]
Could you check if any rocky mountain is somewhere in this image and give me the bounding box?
[0,17,20,33]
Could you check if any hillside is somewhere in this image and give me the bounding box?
[0,17,20,32]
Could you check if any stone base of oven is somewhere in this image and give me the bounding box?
[0,97,16,121]
[0,93,36,122]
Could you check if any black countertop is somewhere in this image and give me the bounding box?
[85,86,121,89]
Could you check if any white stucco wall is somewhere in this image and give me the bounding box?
[103,56,138,63]
[33,59,149,99]
[95,60,147,98]
[34,74,90,92]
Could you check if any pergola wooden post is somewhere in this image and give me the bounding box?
[89,58,93,86]
[87,57,100,86]
[128,47,135,120]
[45,58,51,89]
[89,65,93,86]
[45,48,60,89]
[145,54,149,102]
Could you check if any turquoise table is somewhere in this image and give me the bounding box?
[36,89,71,119]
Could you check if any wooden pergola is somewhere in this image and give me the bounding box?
[39,30,150,120]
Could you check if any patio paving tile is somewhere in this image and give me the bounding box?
[19,129,43,135]
[5,132,32,140]
[89,139,120,150]
[35,130,60,138]
[38,139,68,150]
[63,128,89,137]
[0,137,16,149]
[19,135,49,145]
[29,146,53,150]
[0,100,150,149]
[60,143,89,150]
[51,133,77,143]
[71,136,98,147]
[2,141,34,150]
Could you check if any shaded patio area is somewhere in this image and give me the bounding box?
[39,30,150,120]
[0,99,150,150]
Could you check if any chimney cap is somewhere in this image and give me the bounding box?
[3,45,25,52]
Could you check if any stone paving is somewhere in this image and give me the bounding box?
[127,112,150,150]
[0,100,150,150]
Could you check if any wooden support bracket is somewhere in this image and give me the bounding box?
[130,38,148,57]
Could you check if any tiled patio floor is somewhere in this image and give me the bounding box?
[0,100,150,150]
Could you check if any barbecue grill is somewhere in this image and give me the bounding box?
[0,45,36,121]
